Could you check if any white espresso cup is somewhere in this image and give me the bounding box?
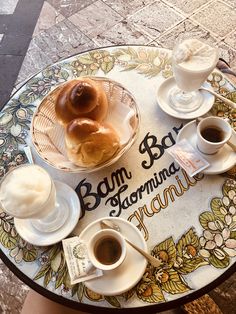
[87,229,126,271]
[197,117,232,155]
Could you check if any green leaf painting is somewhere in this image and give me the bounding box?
[0,47,235,309]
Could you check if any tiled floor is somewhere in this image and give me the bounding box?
[0,0,236,313]
[0,0,45,109]
[5,0,236,92]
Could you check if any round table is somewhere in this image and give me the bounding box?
[0,45,236,313]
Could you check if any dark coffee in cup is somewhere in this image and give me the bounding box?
[201,126,225,143]
[197,117,232,155]
[94,236,122,265]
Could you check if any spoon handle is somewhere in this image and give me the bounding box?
[124,238,161,267]
[227,141,236,152]
[200,87,236,109]
[23,146,34,164]
[101,220,161,267]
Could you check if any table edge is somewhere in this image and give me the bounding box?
[1,250,235,313]
[1,44,236,312]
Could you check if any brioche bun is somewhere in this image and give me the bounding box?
[65,118,120,167]
[55,78,108,126]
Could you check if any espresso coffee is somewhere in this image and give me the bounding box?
[94,236,122,265]
[201,126,224,143]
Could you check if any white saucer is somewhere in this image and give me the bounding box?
[14,181,81,246]
[79,217,147,296]
[156,77,215,119]
[177,120,236,175]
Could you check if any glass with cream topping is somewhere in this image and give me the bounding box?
[0,164,70,233]
[169,38,218,112]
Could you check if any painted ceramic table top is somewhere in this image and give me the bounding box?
[0,45,235,313]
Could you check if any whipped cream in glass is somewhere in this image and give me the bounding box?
[169,38,218,112]
[173,38,218,92]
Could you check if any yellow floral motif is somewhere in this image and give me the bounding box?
[0,47,235,309]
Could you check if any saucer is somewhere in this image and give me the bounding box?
[14,181,81,246]
[156,77,215,119]
[79,217,147,296]
[176,120,236,175]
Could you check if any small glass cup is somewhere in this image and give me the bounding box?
[169,38,218,113]
[0,164,69,233]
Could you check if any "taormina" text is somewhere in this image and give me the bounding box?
[75,124,204,238]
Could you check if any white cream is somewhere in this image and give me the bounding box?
[174,39,217,70]
[0,165,53,218]
[172,38,218,91]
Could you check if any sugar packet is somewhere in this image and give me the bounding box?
[167,139,210,177]
[62,237,103,285]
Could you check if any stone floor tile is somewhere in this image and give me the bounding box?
[93,20,152,46]
[69,0,123,39]
[224,30,236,49]
[217,42,236,72]
[0,260,29,314]
[33,1,65,36]
[147,40,162,47]
[47,0,96,18]
[224,0,236,8]
[16,40,53,84]
[17,20,97,84]
[0,54,23,108]
[103,0,156,17]
[163,0,208,14]
[128,1,184,39]
[0,91,13,109]
[0,34,31,55]
[32,19,96,62]
[5,0,45,36]
[0,16,9,34]
[156,19,219,49]
[191,0,236,38]
[0,0,18,15]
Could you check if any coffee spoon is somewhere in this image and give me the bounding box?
[199,86,236,109]
[100,220,162,267]
[23,146,34,164]
[226,141,236,152]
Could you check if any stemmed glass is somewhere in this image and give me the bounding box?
[0,164,69,233]
[169,38,218,113]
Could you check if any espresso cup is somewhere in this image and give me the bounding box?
[197,117,232,155]
[87,229,126,271]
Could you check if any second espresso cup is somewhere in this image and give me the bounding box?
[87,229,126,271]
[197,116,232,155]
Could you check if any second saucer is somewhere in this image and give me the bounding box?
[79,217,147,296]
[176,120,236,175]
[156,77,215,119]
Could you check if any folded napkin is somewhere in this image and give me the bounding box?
[46,124,79,170]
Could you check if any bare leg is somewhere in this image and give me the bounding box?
[21,290,88,314]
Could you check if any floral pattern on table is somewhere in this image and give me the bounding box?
[0,46,235,308]
[1,178,234,308]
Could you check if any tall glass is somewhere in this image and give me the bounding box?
[0,164,69,233]
[169,38,218,112]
